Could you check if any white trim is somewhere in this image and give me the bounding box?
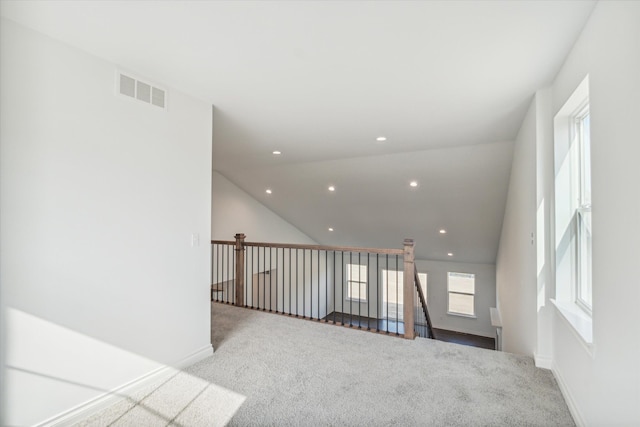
[550,299,594,355]
[534,352,552,370]
[555,75,589,118]
[36,344,214,427]
[551,361,585,427]
[489,307,502,327]
[446,311,477,319]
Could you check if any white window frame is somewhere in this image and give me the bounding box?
[574,104,592,315]
[346,263,367,302]
[447,272,476,317]
[552,75,593,348]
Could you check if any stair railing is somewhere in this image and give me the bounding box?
[414,265,435,339]
[211,234,421,339]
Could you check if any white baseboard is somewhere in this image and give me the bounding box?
[551,361,585,427]
[177,344,215,368]
[534,352,552,369]
[37,344,214,427]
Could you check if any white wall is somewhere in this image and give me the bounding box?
[416,259,496,338]
[496,97,537,356]
[550,3,640,425]
[496,88,555,362]
[211,172,328,317]
[535,88,554,367]
[496,2,640,425]
[0,19,213,426]
[244,247,331,319]
[212,171,316,244]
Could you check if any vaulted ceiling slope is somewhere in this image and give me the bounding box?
[1,1,596,263]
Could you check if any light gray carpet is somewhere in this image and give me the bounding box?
[77,303,575,426]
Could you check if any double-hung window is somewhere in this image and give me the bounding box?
[447,272,475,317]
[575,105,592,314]
[553,75,593,344]
[346,263,367,302]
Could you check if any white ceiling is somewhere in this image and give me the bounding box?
[1,1,596,263]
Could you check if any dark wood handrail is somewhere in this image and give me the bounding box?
[211,239,404,255]
[415,265,435,339]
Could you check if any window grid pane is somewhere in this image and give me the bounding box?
[448,293,475,316]
[576,109,592,314]
[347,264,367,301]
[347,281,368,301]
[448,272,475,294]
[577,209,592,310]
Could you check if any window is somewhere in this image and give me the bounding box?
[575,106,592,314]
[346,264,367,302]
[553,75,592,344]
[447,272,475,317]
[381,270,427,320]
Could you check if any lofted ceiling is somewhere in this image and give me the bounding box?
[1,1,596,263]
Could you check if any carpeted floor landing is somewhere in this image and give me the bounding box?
[76,302,575,426]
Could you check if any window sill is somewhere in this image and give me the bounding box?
[447,312,477,319]
[551,299,594,351]
[346,298,367,303]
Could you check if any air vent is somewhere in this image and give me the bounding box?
[120,74,135,97]
[151,87,165,108]
[118,72,166,110]
[136,81,151,103]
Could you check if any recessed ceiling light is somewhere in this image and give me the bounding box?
[328,185,335,192]
[328,227,334,232]
[376,136,387,142]
[439,229,447,234]
[265,189,272,194]
[447,252,453,257]
[272,150,281,155]
[410,181,418,187]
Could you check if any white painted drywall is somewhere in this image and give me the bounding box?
[211,172,330,317]
[0,19,212,426]
[415,259,496,338]
[496,2,640,424]
[496,97,538,356]
[549,2,640,424]
[244,247,331,319]
[212,171,316,244]
[534,87,554,367]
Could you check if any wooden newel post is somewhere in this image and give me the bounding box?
[403,238,415,339]
[234,233,246,307]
